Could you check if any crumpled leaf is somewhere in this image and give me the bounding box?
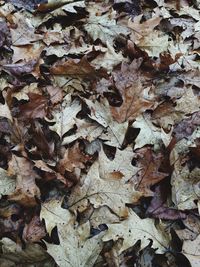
[68,161,142,218]
[171,162,200,210]
[38,0,85,12]
[8,0,46,11]
[2,60,37,76]
[10,12,42,46]
[103,208,170,254]
[91,42,126,72]
[0,20,11,48]
[111,81,153,123]
[50,57,100,78]
[22,215,46,243]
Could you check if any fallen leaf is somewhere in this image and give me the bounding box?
[50,57,99,78]
[48,94,81,138]
[40,198,71,235]
[0,168,15,196]
[7,154,40,206]
[57,142,88,174]
[41,198,104,267]
[85,5,130,45]
[132,115,162,149]
[134,147,168,196]
[68,161,142,218]
[98,146,139,182]
[111,81,153,123]
[182,235,200,267]
[22,215,46,243]
[18,93,48,120]
[103,208,170,254]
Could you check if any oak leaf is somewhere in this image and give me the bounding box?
[103,209,170,253]
[48,94,81,138]
[134,147,168,196]
[85,5,130,45]
[68,161,141,218]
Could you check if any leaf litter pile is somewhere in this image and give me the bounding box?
[0,0,200,266]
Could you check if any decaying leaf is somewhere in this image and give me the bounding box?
[0,0,199,266]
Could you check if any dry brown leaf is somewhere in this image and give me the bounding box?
[57,142,88,174]
[50,57,100,78]
[7,154,40,206]
[134,147,168,196]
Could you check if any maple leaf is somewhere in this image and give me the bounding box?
[103,209,170,254]
[134,147,168,196]
[68,161,141,218]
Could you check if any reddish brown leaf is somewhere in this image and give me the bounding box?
[19,93,48,120]
[57,142,89,174]
[50,57,104,78]
[22,215,46,242]
[134,147,168,196]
